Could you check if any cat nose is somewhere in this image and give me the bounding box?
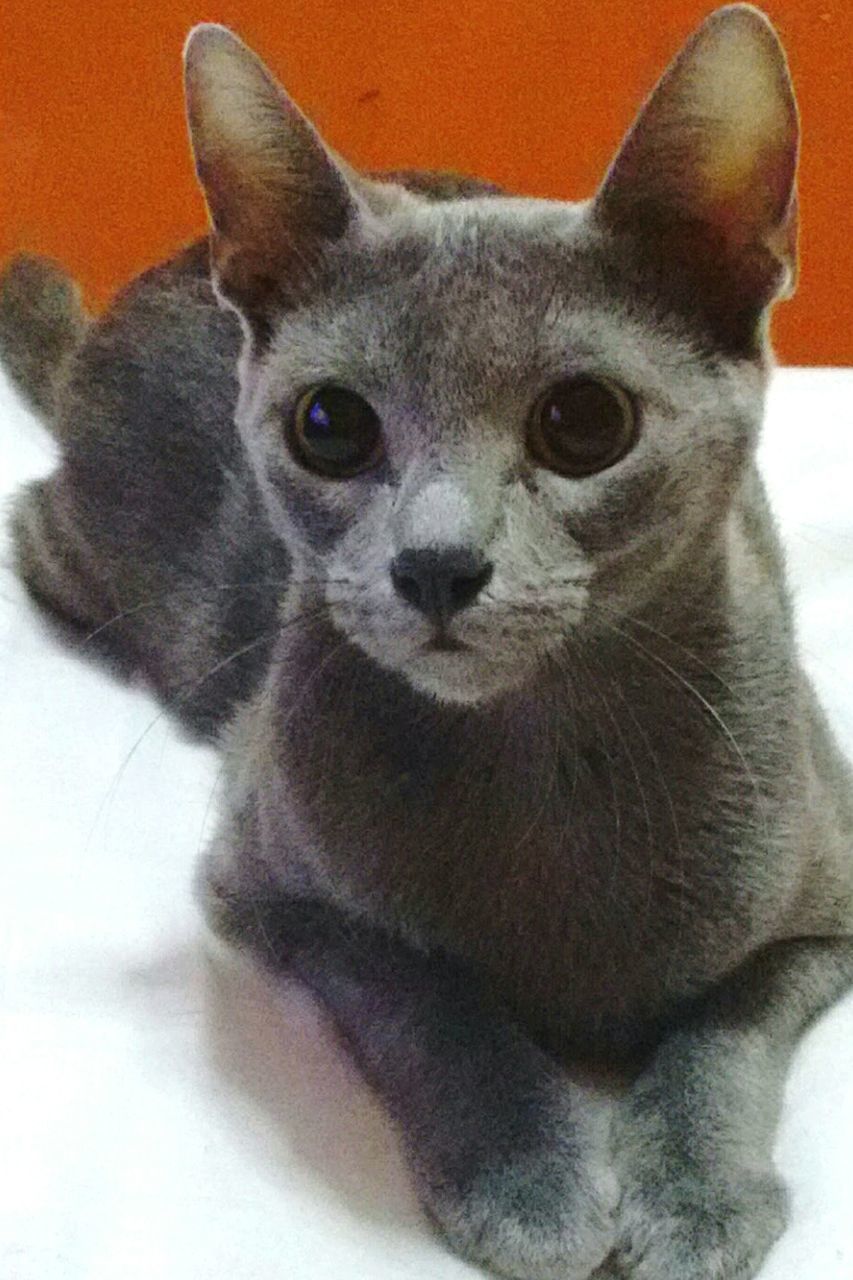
[390,547,493,623]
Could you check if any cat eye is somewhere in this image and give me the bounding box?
[528,377,637,477]
[288,385,383,478]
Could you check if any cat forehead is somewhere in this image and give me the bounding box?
[264,192,723,408]
[274,191,621,355]
[374,191,593,293]
[402,191,588,243]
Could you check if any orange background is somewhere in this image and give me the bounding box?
[2,2,850,364]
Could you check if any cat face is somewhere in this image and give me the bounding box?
[184,9,796,704]
[232,197,762,703]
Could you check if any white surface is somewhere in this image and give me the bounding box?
[1,366,852,1280]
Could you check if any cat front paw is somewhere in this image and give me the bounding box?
[613,1172,788,1280]
[421,1144,619,1280]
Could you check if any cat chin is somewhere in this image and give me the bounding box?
[339,620,545,705]
[400,652,533,707]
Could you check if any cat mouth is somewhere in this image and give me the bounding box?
[422,632,470,654]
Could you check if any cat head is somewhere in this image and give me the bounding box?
[184,6,798,705]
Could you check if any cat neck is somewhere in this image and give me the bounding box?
[269,584,750,749]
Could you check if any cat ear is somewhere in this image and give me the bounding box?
[594,5,798,348]
[184,25,362,332]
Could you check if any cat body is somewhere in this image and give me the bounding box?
[8,243,284,737]
[5,8,853,1279]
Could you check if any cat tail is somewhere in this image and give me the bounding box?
[0,254,89,428]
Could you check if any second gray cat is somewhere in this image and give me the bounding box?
[3,7,853,1279]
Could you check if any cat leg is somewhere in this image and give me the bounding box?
[610,937,853,1279]
[200,861,618,1280]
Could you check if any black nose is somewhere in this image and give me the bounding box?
[390,547,493,623]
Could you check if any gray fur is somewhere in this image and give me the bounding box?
[6,241,289,736]
[0,254,89,420]
[4,8,853,1279]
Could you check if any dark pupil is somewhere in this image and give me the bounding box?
[543,380,626,466]
[304,389,376,466]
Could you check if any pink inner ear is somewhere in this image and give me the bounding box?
[701,123,798,237]
[598,102,798,253]
[593,8,799,332]
[185,24,362,330]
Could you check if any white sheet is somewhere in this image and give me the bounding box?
[1,365,852,1279]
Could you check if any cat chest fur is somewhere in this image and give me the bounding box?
[255,618,804,1057]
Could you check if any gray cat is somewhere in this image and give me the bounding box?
[3,6,852,1279]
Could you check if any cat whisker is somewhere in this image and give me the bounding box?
[593,613,769,834]
[243,630,351,963]
[78,573,368,650]
[85,601,336,850]
[577,646,654,907]
[578,645,690,979]
[590,600,744,706]
[561,647,625,923]
[196,753,228,861]
[80,577,295,647]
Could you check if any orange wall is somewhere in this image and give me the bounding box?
[2,2,850,363]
